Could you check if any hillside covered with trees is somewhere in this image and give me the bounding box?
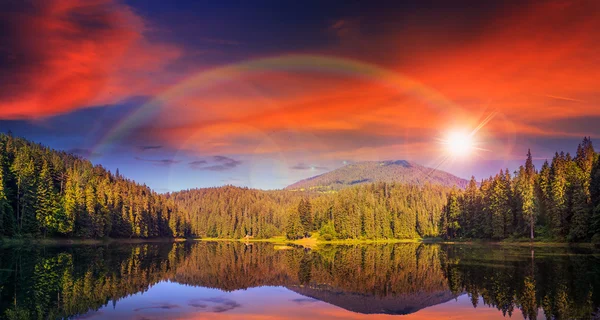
[169,182,451,240]
[0,133,192,239]
[440,137,600,242]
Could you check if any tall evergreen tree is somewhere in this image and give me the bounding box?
[535,161,551,229]
[11,149,37,234]
[0,154,13,236]
[35,160,57,237]
[588,152,600,239]
[548,152,569,238]
[285,208,304,240]
[461,177,481,238]
[441,189,461,239]
[514,150,536,239]
[298,198,313,237]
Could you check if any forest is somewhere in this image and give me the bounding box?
[439,137,600,242]
[0,133,192,239]
[2,132,600,243]
[168,182,450,240]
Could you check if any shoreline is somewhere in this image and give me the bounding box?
[2,236,597,248]
[0,237,189,246]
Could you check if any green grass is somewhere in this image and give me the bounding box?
[195,233,440,247]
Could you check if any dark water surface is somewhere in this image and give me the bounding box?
[1,242,599,320]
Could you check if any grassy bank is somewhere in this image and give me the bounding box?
[195,234,444,248]
[4,235,595,248]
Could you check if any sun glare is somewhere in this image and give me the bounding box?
[444,131,474,157]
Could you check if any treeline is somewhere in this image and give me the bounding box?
[440,137,600,242]
[0,133,191,239]
[170,182,450,240]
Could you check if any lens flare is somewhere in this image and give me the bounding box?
[443,130,474,158]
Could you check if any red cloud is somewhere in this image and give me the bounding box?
[133,0,600,166]
[0,0,180,119]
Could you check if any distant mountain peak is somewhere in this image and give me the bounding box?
[286,160,467,191]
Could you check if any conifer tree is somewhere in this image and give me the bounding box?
[285,208,304,240]
[11,149,37,234]
[35,160,57,237]
[442,189,461,238]
[460,177,479,237]
[0,155,13,236]
[549,152,569,237]
[298,198,313,237]
[588,152,600,239]
[515,150,536,239]
[535,161,551,228]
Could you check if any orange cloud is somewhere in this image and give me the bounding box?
[135,0,600,166]
[0,0,180,119]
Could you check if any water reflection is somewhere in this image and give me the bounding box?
[0,242,598,319]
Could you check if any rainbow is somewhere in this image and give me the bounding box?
[90,54,460,157]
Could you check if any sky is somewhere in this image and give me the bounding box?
[1,0,599,192]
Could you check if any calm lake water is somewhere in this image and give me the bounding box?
[1,242,599,320]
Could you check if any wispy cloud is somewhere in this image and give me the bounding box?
[133,303,180,312]
[189,160,208,166]
[134,156,180,166]
[291,163,329,171]
[188,156,242,171]
[137,145,163,151]
[188,297,241,313]
[544,94,586,103]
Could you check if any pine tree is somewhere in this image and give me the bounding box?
[462,176,481,238]
[535,161,551,229]
[442,189,461,239]
[298,198,313,237]
[591,152,600,239]
[515,150,536,239]
[35,160,57,237]
[568,177,591,242]
[548,153,569,238]
[285,208,304,240]
[62,171,81,235]
[0,155,13,236]
[11,149,37,234]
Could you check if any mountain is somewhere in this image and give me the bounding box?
[286,160,468,191]
[288,285,461,315]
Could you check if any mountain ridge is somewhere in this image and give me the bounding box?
[286,160,468,191]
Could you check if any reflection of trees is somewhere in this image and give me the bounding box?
[169,243,450,297]
[441,245,600,320]
[1,243,599,319]
[0,243,188,319]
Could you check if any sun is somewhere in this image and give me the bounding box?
[442,130,474,157]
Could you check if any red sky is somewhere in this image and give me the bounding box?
[1,0,599,190]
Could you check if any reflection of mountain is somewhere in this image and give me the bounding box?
[288,285,460,315]
[1,242,599,319]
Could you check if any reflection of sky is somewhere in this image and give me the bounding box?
[81,281,542,320]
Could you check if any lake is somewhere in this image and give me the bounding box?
[0,242,599,320]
